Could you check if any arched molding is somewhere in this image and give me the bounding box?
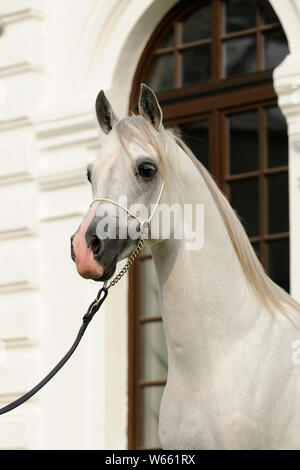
[270,0,300,301]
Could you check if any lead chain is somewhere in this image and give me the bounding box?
[104,226,149,290]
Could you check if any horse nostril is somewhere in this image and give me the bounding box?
[90,235,102,255]
[70,235,75,261]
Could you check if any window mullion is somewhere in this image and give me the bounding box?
[212,0,221,82]
[174,22,182,88]
[259,106,266,268]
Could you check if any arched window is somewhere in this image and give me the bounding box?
[128,0,289,449]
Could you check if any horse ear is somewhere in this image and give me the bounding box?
[95,90,118,134]
[138,84,163,131]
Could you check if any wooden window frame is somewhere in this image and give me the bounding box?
[130,0,283,105]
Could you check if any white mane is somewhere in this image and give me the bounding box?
[116,115,300,319]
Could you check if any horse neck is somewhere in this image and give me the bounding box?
[150,149,263,373]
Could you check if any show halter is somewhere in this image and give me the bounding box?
[0,180,164,415]
[90,180,165,290]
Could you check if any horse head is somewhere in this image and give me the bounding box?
[71,84,165,282]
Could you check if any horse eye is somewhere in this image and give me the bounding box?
[137,162,157,181]
[87,169,91,183]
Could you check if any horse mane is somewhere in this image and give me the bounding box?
[175,134,300,319]
[116,115,300,318]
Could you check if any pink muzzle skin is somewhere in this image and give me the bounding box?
[72,203,104,280]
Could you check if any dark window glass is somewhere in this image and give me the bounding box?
[141,258,161,317]
[229,111,259,174]
[264,29,289,70]
[141,322,168,382]
[260,0,278,24]
[230,178,259,237]
[159,29,174,49]
[224,35,257,77]
[225,0,256,33]
[267,173,289,234]
[147,54,173,92]
[182,4,212,43]
[252,242,260,259]
[266,107,288,168]
[141,386,165,449]
[267,239,290,292]
[182,45,211,87]
[180,120,210,169]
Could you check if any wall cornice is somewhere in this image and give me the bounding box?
[35,110,101,150]
[0,117,32,132]
[1,8,44,26]
[38,167,87,192]
[0,229,37,242]
[0,61,44,79]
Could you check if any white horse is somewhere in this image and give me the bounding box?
[71,84,300,450]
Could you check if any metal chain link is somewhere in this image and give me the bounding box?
[104,226,149,290]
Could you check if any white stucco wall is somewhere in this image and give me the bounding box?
[0,0,299,450]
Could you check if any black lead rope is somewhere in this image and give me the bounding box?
[0,286,108,416]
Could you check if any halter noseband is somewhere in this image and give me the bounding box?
[90,180,165,233]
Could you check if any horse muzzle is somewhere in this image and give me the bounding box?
[69,201,105,280]
[70,203,128,282]
[71,231,105,281]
